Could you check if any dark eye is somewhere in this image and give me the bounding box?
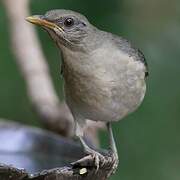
[64,18,74,27]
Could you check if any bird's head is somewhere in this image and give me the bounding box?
[26,9,96,50]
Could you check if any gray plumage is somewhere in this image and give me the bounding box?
[26,9,148,171]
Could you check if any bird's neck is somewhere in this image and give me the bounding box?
[57,28,104,53]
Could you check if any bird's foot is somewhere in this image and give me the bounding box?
[86,148,106,171]
[71,148,105,172]
[107,150,119,176]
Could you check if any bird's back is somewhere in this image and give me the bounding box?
[110,33,148,77]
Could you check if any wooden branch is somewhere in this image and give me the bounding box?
[0,158,114,180]
[0,120,116,180]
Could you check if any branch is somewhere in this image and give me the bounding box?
[0,158,114,180]
[0,120,117,180]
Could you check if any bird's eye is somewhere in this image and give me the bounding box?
[64,18,74,27]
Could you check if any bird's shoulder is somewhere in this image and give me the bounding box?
[103,32,149,78]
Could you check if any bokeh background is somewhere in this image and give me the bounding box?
[0,0,180,179]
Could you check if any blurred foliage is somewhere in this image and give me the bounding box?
[0,0,180,179]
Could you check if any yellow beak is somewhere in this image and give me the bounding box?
[26,16,63,31]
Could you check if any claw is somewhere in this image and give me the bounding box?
[93,153,100,172]
[112,152,119,174]
[107,151,119,177]
[71,149,106,173]
[85,148,105,171]
[71,155,93,167]
[74,135,106,172]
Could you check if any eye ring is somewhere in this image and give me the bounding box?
[64,17,74,27]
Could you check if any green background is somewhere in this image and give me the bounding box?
[0,0,180,179]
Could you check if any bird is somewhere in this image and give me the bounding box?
[26,9,148,171]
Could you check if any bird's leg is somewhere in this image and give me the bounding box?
[72,120,105,170]
[107,122,119,174]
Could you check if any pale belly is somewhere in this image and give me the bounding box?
[62,45,147,122]
[64,65,146,122]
